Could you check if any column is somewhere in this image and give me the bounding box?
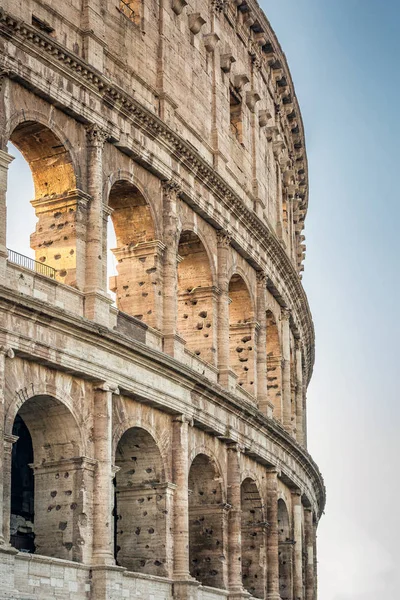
[84,125,111,324]
[292,490,303,600]
[304,509,314,600]
[172,415,191,580]
[256,272,269,414]
[2,434,18,547]
[162,180,182,357]
[92,382,118,565]
[0,346,14,545]
[226,443,245,595]
[217,230,235,389]
[313,520,318,600]
[266,468,281,600]
[295,340,304,446]
[0,149,14,284]
[281,309,292,434]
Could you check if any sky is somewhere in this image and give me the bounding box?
[5,1,400,598]
[261,1,400,598]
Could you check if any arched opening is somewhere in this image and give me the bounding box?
[240,478,266,598]
[10,395,87,561]
[278,499,293,600]
[228,274,256,394]
[188,454,225,589]
[7,122,80,286]
[108,181,163,329]
[10,415,34,552]
[266,310,282,420]
[6,143,35,260]
[177,231,216,364]
[114,427,169,576]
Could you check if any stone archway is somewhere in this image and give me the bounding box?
[114,426,170,576]
[108,180,163,329]
[188,453,225,589]
[229,274,256,394]
[10,394,89,562]
[177,230,216,364]
[241,477,266,598]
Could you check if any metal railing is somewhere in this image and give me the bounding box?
[119,0,136,20]
[7,249,57,279]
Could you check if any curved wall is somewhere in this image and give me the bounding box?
[0,0,323,598]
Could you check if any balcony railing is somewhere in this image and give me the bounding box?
[7,249,57,279]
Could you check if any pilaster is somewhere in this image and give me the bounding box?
[0,346,14,545]
[162,180,182,357]
[292,490,303,600]
[281,308,292,434]
[295,340,304,446]
[92,382,118,566]
[266,468,282,600]
[84,125,112,325]
[0,149,14,284]
[304,509,314,600]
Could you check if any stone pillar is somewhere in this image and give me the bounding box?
[226,443,245,596]
[256,272,270,415]
[2,434,18,546]
[313,520,318,600]
[172,415,191,580]
[304,509,314,600]
[266,468,281,600]
[292,490,303,600]
[162,180,182,357]
[84,125,111,324]
[281,309,292,434]
[217,230,235,389]
[0,149,14,284]
[295,340,304,446]
[92,382,117,566]
[110,240,166,330]
[0,346,14,545]
[30,190,91,288]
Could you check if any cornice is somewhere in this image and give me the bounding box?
[0,7,314,382]
[0,285,325,516]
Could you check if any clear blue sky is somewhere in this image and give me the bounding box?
[261,1,400,598]
[6,2,400,598]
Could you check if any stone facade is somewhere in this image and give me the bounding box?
[0,0,324,598]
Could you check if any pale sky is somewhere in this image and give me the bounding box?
[6,2,400,598]
[262,1,400,598]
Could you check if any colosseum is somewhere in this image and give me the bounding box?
[0,0,325,598]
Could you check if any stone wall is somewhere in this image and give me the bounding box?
[0,0,323,597]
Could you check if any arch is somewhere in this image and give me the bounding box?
[104,170,161,240]
[226,264,256,314]
[241,477,266,598]
[5,109,82,190]
[177,230,216,364]
[5,383,85,454]
[10,394,89,562]
[107,177,162,328]
[114,427,169,576]
[278,498,293,600]
[228,273,256,394]
[266,309,283,420]
[6,114,83,287]
[188,453,226,589]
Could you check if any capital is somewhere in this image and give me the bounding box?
[216,229,231,248]
[86,124,108,147]
[162,179,182,200]
[173,414,194,426]
[0,345,14,359]
[256,270,267,285]
[94,381,120,394]
[281,307,291,321]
